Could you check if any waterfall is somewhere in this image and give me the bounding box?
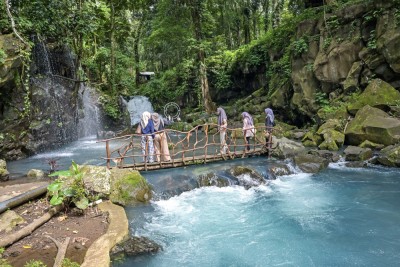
[31,35,55,75]
[126,96,154,125]
[78,85,101,138]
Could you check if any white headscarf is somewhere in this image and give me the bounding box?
[140,111,151,129]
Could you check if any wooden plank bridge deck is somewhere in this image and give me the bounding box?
[99,123,274,171]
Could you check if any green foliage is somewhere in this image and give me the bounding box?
[367,30,377,50]
[24,260,47,267]
[0,247,13,267]
[395,8,400,26]
[61,258,80,267]
[315,92,330,107]
[326,15,340,31]
[140,59,196,110]
[323,37,332,51]
[47,161,89,210]
[292,37,308,57]
[98,95,120,120]
[0,49,7,64]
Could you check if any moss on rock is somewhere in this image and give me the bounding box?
[109,169,152,205]
[347,79,400,115]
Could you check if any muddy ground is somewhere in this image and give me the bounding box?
[1,198,108,266]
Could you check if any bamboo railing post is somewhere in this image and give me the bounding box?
[106,141,110,169]
[204,124,208,163]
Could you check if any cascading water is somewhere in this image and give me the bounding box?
[115,161,400,267]
[78,85,101,138]
[125,96,154,125]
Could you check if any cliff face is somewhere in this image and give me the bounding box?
[215,0,400,127]
[0,34,79,160]
[286,1,400,120]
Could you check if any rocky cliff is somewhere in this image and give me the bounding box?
[0,34,80,160]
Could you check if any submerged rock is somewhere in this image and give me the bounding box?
[293,154,329,173]
[111,236,161,256]
[197,173,230,188]
[229,166,265,188]
[268,163,293,180]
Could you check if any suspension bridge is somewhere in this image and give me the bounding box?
[99,123,275,171]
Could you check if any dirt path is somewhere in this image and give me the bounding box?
[1,198,109,266]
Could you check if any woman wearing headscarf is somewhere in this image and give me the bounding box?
[140,111,155,163]
[264,108,275,148]
[242,112,255,151]
[152,112,171,162]
[217,107,228,154]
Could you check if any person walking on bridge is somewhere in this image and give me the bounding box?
[217,107,228,155]
[242,112,255,152]
[140,111,155,163]
[152,112,171,162]
[264,108,275,148]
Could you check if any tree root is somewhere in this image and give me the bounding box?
[0,205,62,248]
[46,236,70,267]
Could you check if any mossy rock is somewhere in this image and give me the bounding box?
[345,105,400,146]
[318,139,339,151]
[344,146,373,161]
[347,79,400,115]
[302,132,323,147]
[316,119,343,134]
[0,159,10,181]
[110,169,152,205]
[377,144,400,167]
[359,140,385,150]
[294,154,329,173]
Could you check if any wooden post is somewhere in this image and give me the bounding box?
[106,141,110,169]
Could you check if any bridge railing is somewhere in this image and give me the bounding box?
[98,123,275,170]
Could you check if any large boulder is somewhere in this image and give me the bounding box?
[344,146,372,161]
[293,154,329,173]
[347,79,400,115]
[318,129,345,151]
[0,159,10,181]
[271,137,306,159]
[109,169,152,205]
[345,105,400,146]
[316,119,345,151]
[377,144,400,167]
[80,165,112,195]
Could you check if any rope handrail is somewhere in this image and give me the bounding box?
[98,123,276,170]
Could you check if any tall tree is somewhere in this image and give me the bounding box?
[187,0,215,112]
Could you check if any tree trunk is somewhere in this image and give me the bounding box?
[189,0,215,113]
[110,1,116,93]
[134,14,145,87]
